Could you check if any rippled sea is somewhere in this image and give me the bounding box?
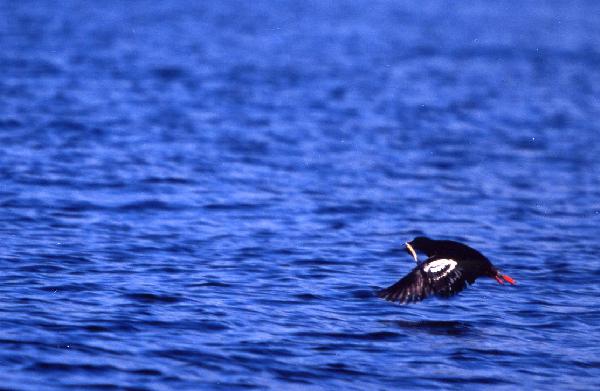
[2,1,600,390]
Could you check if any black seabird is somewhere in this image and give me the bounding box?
[378,236,516,304]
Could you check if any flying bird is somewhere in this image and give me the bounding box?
[378,236,516,304]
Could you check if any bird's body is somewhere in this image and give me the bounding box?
[378,236,515,304]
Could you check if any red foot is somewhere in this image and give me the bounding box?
[501,274,516,285]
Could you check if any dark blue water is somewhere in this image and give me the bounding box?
[2,1,600,389]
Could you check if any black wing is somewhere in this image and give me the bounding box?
[378,257,471,304]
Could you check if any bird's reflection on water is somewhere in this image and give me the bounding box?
[381,320,473,336]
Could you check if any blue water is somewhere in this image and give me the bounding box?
[2,1,600,389]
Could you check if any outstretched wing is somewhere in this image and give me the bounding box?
[378,258,471,304]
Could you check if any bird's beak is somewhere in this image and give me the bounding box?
[494,272,516,285]
[405,242,418,263]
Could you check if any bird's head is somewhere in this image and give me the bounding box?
[404,236,435,262]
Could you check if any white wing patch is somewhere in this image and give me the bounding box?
[423,258,457,280]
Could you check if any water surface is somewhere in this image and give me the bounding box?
[1,1,600,389]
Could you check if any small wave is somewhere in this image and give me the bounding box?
[293,293,322,301]
[123,292,182,304]
[27,362,118,373]
[116,200,183,212]
[295,331,402,341]
[39,282,102,292]
[204,203,265,211]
